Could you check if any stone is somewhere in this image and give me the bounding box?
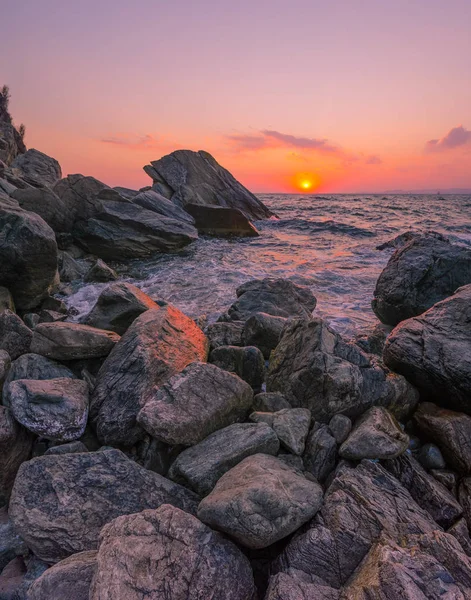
[328,414,352,444]
[354,322,393,356]
[242,312,287,358]
[303,423,337,482]
[459,478,471,530]
[28,551,97,600]
[84,259,118,283]
[11,148,62,188]
[0,507,27,572]
[197,454,323,549]
[0,407,33,506]
[30,322,120,360]
[268,317,418,423]
[8,449,199,563]
[0,350,10,391]
[184,203,259,237]
[168,422,279,495]
[11,187,70,232]
[417,442,446,470]
[91,306,209,446]
[227,278,316,321]
[0,311,32,360]
[84,282,159,334]
[448,518,471,557]
[0,121,26,166]
[144,149,273,220]
[251,408,311,455]
[53,174,108,227]
[0,287,14,312]
[41,296,67,314]
[89,504,255,600]
[339,407,409,461]
[384,284,471,412]
[0,556,27,599]
[209,345,265,390]
[138,362,253,446]
[372,234,471,325]
[413,402,471,474]
[0,206,58,310]
[132,188,195,223]
[58,250,86,282]
[204,320,244,350]
[37,309,66,323]
[430,469,458,494]
[44,441,89,455]
[8,378,89,441]
[265,573,339,600]
[253,391,290,412]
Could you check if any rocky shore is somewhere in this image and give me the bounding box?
[2,89,471,599]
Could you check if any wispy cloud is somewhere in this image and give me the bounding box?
[225,134,270,151]
[100,134,161,151]
[365,155,382,165]
[425,125,471,152]
[261,130,340,153]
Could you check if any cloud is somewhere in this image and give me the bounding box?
[425,126,471,152]
[100,134,161,150]
[365,155,382,165]
[261,130,340,153]
[225,129,343,156]
[224,134,270,151]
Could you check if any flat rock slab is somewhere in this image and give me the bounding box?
[197,453,323,549]
[168,422,279,495]
[89,505,256,600]
[9,449,199,563]
[138,362,253,446]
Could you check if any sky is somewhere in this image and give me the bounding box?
[1,0,471,193]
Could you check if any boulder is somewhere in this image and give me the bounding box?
[11,148,62,188]
[30,322,120,360]
[91,306,209,446]
[339,407,409,461]
[84,259,117,283]
[209,345,265,390]
[417,443,446,470]
[0,310,32,360]
[84,282,159,334]
[8,378,89,441]
[459,478,471,530]
[53,174,108,226]
[197,454,323,549]
[0,407,33,506]
[0,122,26,166]
[132,189,195,223]
[250,408,311,455]
[242,312,287,358]
[0,350,10,391]
[265,573,339,600]
[45,441,88,455]
[0,508,27,572]
[89,505,255,600]
[138,362,253,446]
[226,278,316,321]
[8,449,199,563]
[253,391,291,412]
[303,423,337,482]
[328,414,352,444]
[37,308,66,324]
[184,203,259,237]
[0,287,14,312]
[28,551,97,600]
[372,234,471,325]
[268,317,419,423]
[168,422,279,495]
[58,250,87,282]
[11,187,71,234]
[355,322,393,355]
[383,285,471,413]
[0,206,58,310]
[204,320,244,350]
[143,149,273,220]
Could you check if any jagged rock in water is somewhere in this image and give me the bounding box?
[84,259,117,283]
[58,250,87,282]
[143,149,273,220]
[209,345,265,390]
[372,233,471,325]
[0,406,33,506]
[11,148,62,188]
[184,203,259,237]
[8,449,199,563]
[0,310,32,360]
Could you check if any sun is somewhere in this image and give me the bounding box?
[291,172,320,192]
[301,180,312,190]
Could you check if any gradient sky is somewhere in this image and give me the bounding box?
[2,0,471,192]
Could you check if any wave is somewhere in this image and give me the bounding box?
[265,218,376,238]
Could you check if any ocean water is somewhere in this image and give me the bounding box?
[65,194,471,336]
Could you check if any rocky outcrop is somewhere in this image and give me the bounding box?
[132,189,195,223]
[89,505,256,600]
[144,149,273,220]
[11,148,62,188]
[198,454,323,549]
[8,449,199,563]
[0,310,32,360]
[53,174,108,227]
[384,284,471,412]
[137,362,253,446]
[11,187,70,232]
[184,203,260,237]
[0,406,33,506]
[372,234,471,325]
[91,306,209,446]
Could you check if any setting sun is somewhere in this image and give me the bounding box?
[291,172,320,192]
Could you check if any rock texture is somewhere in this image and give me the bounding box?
[184,203,259,237]
[250,408,311,455]
[53,174,108,227]
[0,406,33,506]
[9,449,199,563]
[0,350,10,391]
[242,312,286,358]
[204,321,244,350]
[0,310,32,360]
[131,189,195,223]
[84,259,117,283]
[11,187,70,232]
[303,423,337,482]
[209,345,265,390]
[11,148,62,188]
[265,573,339,600]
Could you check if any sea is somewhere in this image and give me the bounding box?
[64,194,471,337]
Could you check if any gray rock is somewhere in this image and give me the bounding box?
[242,312,286,358]
[458,478,471,530]
[0,206,58,310]
[0,507,27,572]
[253,391,291,412]
[184,203,259,237]
[8,449,199,563]
[0,407,33,506]
[91,306,209,446]
[417,443,446,470]
[268,317,418,423]
[328,414,352,444]
[84,282,159,334]
[0,122,26,166]
[30,322,120,360]
[355,322,393,355]
[53,174,108,227]
[40,296,67,314]
[84,259,117,283]
[448,518,471,557]
[265,573,339,600]
[37,309,66,323]
[251,408,311,455]
[138,362,253,446]
[58,250,87,282]
[0,311,32,360]
[372,234,471,325]
[0,350,10,391]
[210,345,265,390]
[89,504,255,600]
[8,378,89,441]
[11,148,62,188]
[204,320,244,350]
[227,278,316,321]
[303,424,337,482]
[198,454,323,549]
[0,287,14,312]
[132,188,196,223]
[144,149,273,220]
[11,187,70,232]
[44,441,89,455]
[430,469,458,494]
[169,423,279,495]
[339,407,409,460]
[384,284,471,412]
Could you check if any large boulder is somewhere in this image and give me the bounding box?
[0,310,32,360]
[168,422,279,495]
[242,312,287,358]
[204,321,244,350]
[89,505,255,600]
[84,282,159,334]
[11,186,70,232]
[372,234,471,325]
[137,362,253,446]
[0,206,58,310]
[384,284,471,412]
[0,407,33,506]
[131,189,195,223]
[11,148,62,188]
[197,454,323,549]
[267,317,418,423]
[184,203,259,237]
[90,306,209,446]
[143,149,273,220]
[8,449,199,563]
[53,174,108,226]
[265,573,339,600]
[250,408,311,455]
[209,345,265,390]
